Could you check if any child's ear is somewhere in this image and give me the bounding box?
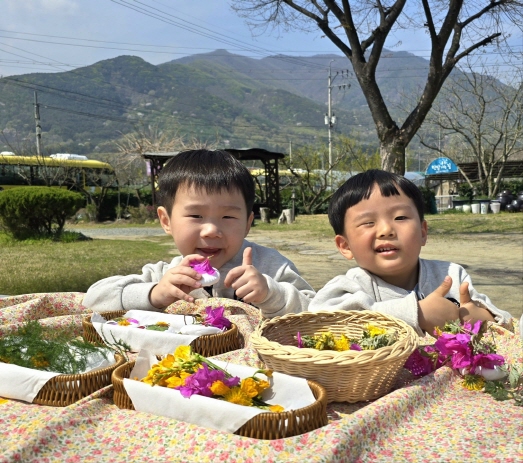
[421,219,428,245]
[244,211,254,236]
[157,206,172,234]
[335,234,354,260]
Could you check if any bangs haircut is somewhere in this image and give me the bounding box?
[328,169,425,235]
[157,149,255,216]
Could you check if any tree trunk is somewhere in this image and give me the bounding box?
[380,140,406,174]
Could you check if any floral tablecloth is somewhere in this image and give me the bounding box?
[1,293,522,463]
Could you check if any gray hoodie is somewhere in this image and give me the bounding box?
[308,259,512,336]
[83,240,315,318]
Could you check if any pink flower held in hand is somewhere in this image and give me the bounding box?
[191,259,217,275]
[204,306,231,330]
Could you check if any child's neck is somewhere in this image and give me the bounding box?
[376,264,419,291]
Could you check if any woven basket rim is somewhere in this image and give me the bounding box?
[112,359,328,438]
[251,309,418,364]
[82,311,239,342]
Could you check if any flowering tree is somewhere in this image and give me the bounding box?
[232,0,523,174]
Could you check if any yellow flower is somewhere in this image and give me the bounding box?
[262,370,273,378]
[434,326,443,337]
[174,345,192,361]
[462,374,485,391]
[165,374,184,388]
[210,380,230,396]
[223,387,253,406]
[158,354,177,369]
[117,319,131,326]
[365,324,387,337]
[269,404,284,413]
[334,334,350,351]
[255,380,270,394]
[156,321,169,327]
[30,354,50,369]
[241,378,260,398]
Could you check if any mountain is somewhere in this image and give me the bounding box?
[0,49,512,158]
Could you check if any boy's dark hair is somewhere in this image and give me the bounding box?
[157,149,255,215]
[328,169,425,235]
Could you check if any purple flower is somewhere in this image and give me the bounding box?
[404,349,436,376]
[469,353,505,374]
[191,259,217,276]
[463,320,482,335]
[297,332,303,348]
[204,306,231,330]
[176,363,239,398]
[350,343,362,351]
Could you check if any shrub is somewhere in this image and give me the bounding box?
[0,187,84,240]
[127,204,157,223]
[418,187,438,215]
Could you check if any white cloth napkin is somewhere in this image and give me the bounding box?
[0,349,115,403]
[123,349,316,434]
[91,310,223,356]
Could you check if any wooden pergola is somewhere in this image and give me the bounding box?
[142,148,285,216]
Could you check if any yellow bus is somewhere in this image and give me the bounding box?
[0,153,116,192]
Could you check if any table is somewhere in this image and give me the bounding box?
[1,293,522,463]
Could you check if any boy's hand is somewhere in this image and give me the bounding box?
[418,276,460,335]
[149,255,204,308]
[224,247,269,304]
[458,282,495,323]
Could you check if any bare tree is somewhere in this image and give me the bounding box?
[232,0,523,174]
[420,60,523,197]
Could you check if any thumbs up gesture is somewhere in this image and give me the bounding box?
[418,276,461,335]
[224,247,269,304]
[457,281,495,324]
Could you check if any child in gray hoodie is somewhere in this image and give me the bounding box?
[309,169,513,336]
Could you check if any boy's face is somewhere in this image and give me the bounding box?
[157,185,253,270]
[335,184,428,290]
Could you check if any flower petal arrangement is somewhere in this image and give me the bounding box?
[141,345,283,411]
[296,323,398,351]
[190,258,220,286]
[405,319,523,405]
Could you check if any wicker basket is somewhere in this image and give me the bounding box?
[32,353,125,407]
[250,310,419,403]
[83,310,240,357]
[112,360,328,440]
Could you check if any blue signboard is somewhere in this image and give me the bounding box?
[425,157,459,175]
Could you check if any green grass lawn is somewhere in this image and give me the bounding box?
[1,211,521,296]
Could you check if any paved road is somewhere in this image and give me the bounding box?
[70,227,166,238]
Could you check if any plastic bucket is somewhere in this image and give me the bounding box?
[463,204,472,213]
[490,202,501,214]
[480,202,488,214]
[471,203,480,214]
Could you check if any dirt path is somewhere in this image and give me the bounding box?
[247,229,523,319]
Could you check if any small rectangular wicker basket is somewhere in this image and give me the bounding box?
[250,310,419,403]
[82,310,241,358]
[111,360,328,440]
[32,353,125,407]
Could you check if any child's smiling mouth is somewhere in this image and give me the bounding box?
[198,247,220,258]
[375,246,399,254]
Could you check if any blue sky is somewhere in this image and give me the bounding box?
[0,0,433,77]
[0,0,520,80]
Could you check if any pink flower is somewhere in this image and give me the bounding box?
[296,332,303,348]
[190,259,217,276]
[434,332,474,369]
[204,306,231,330]
[350,343,362,351]
[469,353,505,374]
[176,363,239,398]
[463,320,482,335]
[404,349,436,376]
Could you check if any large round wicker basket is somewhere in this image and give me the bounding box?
[83,310,240,357]
[32,353,125,407]
[111,360,328,440]
[250,310,419,403]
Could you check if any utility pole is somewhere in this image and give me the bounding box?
[34,91,42,157]
[324,61,350,188]
[289,140,292,168]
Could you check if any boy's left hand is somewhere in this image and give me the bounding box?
[224,247,269,304]
[458,282,495,323]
